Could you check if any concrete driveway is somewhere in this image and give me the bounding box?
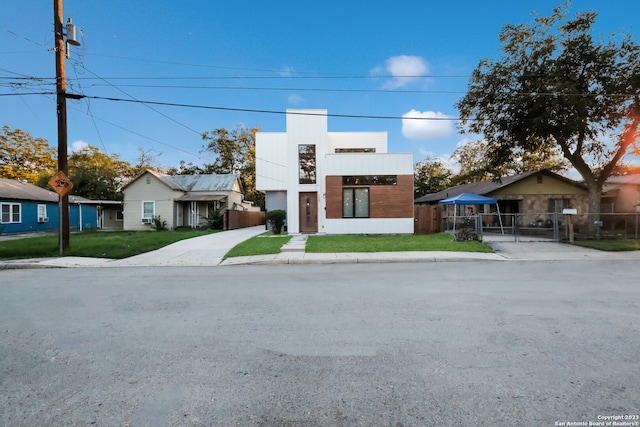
[103,225,265,267]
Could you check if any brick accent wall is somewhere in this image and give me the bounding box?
[326,175,414,219]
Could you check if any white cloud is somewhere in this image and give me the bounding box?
[287,94,304,104]
[279,66,295,77]
[374,55,429,89]
[402,110,453,140]
[70,140,88,152]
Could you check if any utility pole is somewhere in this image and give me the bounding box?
[54,0,70,251]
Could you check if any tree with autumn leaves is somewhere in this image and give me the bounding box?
[0,126,57,183]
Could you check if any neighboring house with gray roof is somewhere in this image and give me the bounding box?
[122,170,260,231]
[415,170,589,212]
[0,177,106,235]
[414,170,590,232]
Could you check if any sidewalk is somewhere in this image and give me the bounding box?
[2,228,639,270]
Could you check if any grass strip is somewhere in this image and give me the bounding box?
[224,232,291,258]
[571,239,640,251]
[306,232,492,253]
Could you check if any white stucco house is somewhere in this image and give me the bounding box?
[256,109,414,234]
[122,169,259,230]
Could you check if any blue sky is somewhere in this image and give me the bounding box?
[2,0,639,171]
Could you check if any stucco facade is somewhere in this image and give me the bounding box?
[256,109,414,234]
[602,174,640,213]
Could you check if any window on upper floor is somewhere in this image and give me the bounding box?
[342,175,397,186]
[298,144,316,184]
[335,148,376,153]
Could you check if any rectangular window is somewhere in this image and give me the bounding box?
[298,144,316,184]
[37,204,48,222]
[335,148,376,153]
[1,203,21,224]
[142,201,155,223]
[115,210,124,221]
[548,198,570,213]
[343,188,369,218]
[342,175,397,186]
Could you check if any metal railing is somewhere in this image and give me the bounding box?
[443,212,640,242]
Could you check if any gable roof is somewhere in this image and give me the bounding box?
[124,169,241,192]
[415,170,585,203]
[0,178,57,202]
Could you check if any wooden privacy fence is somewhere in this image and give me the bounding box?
[414,204,443,235]
[224,210,265,230]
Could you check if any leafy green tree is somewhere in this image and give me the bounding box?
[0,126,57,184]
[65,145,133,200]
[450,139,569,185]
[201,125,263,208]
[414,155,452,198]
[456,3,640,227]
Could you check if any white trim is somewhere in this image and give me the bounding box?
[141,200,155,223]
[1,202,21,224]
[37,204,48,223]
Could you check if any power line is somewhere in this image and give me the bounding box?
[75,64,203,136]
[77,95,462,120]
[82,83,465,95]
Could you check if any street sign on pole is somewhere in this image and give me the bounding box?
[48,171,74,197]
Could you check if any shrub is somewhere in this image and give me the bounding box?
[202,206,224,230]
[151,215,168,231]
[266,209,287,235]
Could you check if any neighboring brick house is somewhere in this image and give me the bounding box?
[256,109,414,234]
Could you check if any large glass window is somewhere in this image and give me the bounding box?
[1,203,21,224]
[298,144,316,184]
[343,188,369,218]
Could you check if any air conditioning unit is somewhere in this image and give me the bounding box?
[141,217,152,224]
[38,216,49,223]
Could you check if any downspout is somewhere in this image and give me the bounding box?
[78,201,83,231]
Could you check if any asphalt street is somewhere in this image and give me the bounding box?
[1,261,639,426]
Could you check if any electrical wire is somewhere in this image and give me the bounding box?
[74,95,462,121]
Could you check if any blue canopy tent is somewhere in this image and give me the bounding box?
[439,192,504,234]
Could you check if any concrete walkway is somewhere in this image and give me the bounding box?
[2,228,639,269]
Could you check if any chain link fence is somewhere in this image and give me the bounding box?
[443,212,640,242]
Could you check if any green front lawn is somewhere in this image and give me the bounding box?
[224,232,291,258]
[306,232,492,253]
[0,229,219,260]
[571,239,640,251]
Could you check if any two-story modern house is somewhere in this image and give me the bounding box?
[256,109,414,234]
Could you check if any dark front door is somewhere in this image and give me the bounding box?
[299,192,318,233]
